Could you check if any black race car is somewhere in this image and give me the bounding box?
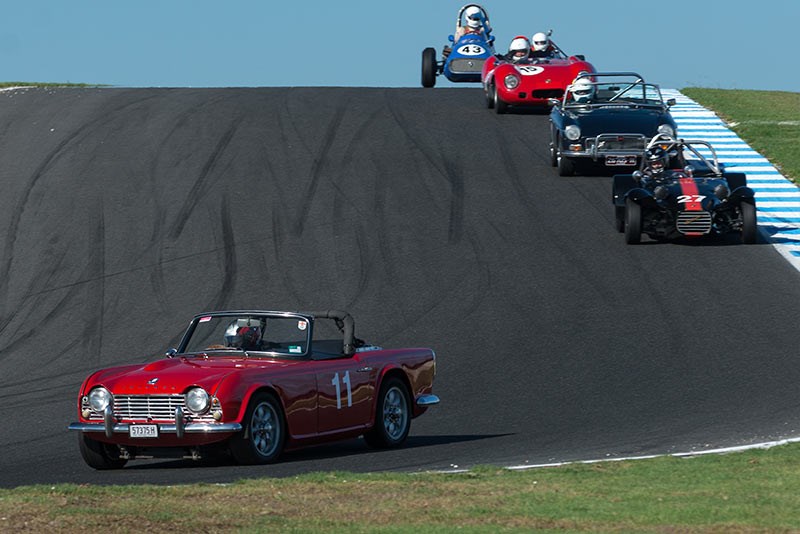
[549,72,678,176]
[612,135,758,244]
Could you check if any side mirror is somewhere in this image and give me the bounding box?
[547,98,561,106]
[489,36,495,44]
[632,170,643,180]
[448,34,455,43]
[574,54,586,61]
[165,348,177,358]
[667,98,676,107]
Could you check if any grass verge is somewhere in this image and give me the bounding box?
[681,88,800,182]
[2,443,800,532]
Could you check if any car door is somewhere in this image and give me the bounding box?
[315,354,376,435]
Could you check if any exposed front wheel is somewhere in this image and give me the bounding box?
[229,392,285,464]
[624,198,642,244]
[78,433,128,470]
[740,201,757,244]
[494,85,508,114]
[486,83,495,109]
[421,48,437,88]
[549,131,559,167]
[364,377,411,448]
[557,152,574,176]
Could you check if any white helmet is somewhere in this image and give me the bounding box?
[465,6,483,29]
[508,36,530,63]
[531,32,549,52]
[571,79,594,103]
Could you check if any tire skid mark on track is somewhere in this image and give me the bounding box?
[168,115,245,241]
[206,193,237,312]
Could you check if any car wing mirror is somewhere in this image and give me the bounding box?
[165,348,177,358]
[667,98,676,107]
[547,98,561,106]
[448,34,455,43]
[489,36,495,44]
[574,54,586,61]
[632,170,643,180]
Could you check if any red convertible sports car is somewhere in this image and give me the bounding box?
[68,310,439,469]
[482,33,595,113]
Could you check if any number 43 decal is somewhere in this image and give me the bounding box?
[331,371,352,409]
[677,194,706,203]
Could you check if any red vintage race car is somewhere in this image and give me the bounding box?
[482,34,595,113]
[68,310,439,469]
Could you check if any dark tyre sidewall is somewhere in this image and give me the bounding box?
[230,392,285,464]
[557,151,574,176]
[365,377,411,449]
[422,48,436,88]
[494,85,507,114]
[78,433,127,470]
[741,201,757,244]
[625,198,642,244]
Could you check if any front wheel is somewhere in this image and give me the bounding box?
[229,392,285,464]
[740,201,757,244]
[494,85,508,114]
[486,83,495,109]
[421,48,437,88]
[549,130,559,167]
[557,151,574,176]
[364,377,411,448]
[624,198,642,244]
[78,433,128,470]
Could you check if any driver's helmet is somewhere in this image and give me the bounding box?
[570,79,595,103]
[645,146,669,175]
[531,32,550,52]
[508,36,531,63]
[225,320,263,350]
[464,6,483,29]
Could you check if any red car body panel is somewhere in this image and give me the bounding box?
[482,54,596,108]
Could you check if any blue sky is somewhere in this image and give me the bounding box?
[0,0,796,91]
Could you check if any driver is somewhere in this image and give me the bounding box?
[504,36,531,63]
[569,79,595,103]
[455,6,491,39]
[225,320,264,350]
[530,32,556,58]
[642,146,670,179]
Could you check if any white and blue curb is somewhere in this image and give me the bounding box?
[662,89,800,270]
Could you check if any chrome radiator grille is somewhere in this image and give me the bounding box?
[449,58,484,73]
[676,211,712,234]
[89,395,216,423]
[590,136,646,152]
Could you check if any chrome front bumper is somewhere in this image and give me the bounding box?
[68,406,241,438]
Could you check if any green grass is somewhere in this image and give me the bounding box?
[2,443,800,532]
[682,88,800,182]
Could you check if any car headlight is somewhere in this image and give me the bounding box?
[657,124,675,137]
[88,387,112,412]
[185,387,210,414]
[714,183,730,200]
[504,74,519,90]
[565,125,581,141]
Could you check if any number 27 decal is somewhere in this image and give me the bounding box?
[331,371,352,409]
[677,195,706,203]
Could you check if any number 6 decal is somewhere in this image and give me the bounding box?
[331,371,353,409]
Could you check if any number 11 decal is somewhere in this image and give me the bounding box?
[331,371,353,409]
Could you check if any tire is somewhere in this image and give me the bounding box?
[364,377,411,449]
[78,433,127,470]
[624,198,642,244]
[549,130,559,167]
[486,83,495,109]
[614,207,625,233]
[494,85,508,114]
[740,201,757,244]
[557,151,574,176]
[229,392,285,464]
[421,48,437,88]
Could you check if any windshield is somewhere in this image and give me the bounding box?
[568,81,664,106]
[181,313,311,357]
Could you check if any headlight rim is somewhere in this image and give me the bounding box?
[657,124,675,137]
[88,387,112,412]
[565,125,581,141]
[503,74,520,90]
[185,387,211,415]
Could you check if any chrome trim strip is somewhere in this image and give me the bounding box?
[175,407,185,439]
[416,394,440,406]
[103,405,114,438]
[68,422,242,434]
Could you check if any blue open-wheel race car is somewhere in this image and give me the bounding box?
[421,4,495,88]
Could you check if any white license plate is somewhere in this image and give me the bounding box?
[606,155,637,166]
[129,424,159,438]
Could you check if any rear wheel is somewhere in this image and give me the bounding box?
[624,198,642,244]
[229,392,285,464]
[740,201,757,244]
[421,48,437,88]
[364,377,411,448]
[78,433,127,470]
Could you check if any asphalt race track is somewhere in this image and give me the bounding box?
[1,87,799,488]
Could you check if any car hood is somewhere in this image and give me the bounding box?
[89,355,296,396]
[567,107,666,136]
